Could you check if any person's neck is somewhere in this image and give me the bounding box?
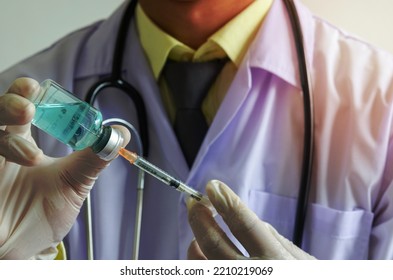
[139,0,255,49]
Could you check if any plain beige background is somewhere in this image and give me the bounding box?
[0,0,392,72]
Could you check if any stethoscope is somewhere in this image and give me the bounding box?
[83,0,314,259]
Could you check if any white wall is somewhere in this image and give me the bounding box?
[0,0,123,72]
[302,0,393,53]
[1,0,392,72]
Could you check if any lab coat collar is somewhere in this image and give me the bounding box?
[248,0,315,90]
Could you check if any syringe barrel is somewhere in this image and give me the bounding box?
[133,157,181,189]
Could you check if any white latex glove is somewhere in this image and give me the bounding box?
[187,180,316,260]
[0,78,130,259]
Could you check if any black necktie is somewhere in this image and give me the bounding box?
[162,58,227,166]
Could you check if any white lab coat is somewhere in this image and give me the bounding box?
[1,0,393,259]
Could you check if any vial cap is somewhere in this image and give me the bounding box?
[95,127,124,161]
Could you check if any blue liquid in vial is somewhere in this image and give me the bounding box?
[32,102,103,150]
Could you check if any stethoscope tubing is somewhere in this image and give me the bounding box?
[283,0,314,247]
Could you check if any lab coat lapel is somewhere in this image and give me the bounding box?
[189,57,253,177]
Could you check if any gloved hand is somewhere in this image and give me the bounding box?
[0,78,130,259]
[187,180,316,260]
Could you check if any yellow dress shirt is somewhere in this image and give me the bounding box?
[136,0,273,125]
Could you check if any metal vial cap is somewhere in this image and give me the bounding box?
[95,126,124,161]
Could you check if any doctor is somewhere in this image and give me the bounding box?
[1,0,393,260]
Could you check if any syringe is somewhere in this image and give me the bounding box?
[118,148,215,212]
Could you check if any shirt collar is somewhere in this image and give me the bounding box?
[209,0,273,67]
[136,0,273,79]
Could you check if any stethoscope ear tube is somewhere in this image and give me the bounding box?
[85,77,149,157]
[283,0,315,248]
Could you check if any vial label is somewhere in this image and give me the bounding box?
[33,101,103,150]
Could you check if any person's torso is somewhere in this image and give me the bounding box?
[1,0,392,260]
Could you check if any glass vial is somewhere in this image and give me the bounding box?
[31,79,123,161]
